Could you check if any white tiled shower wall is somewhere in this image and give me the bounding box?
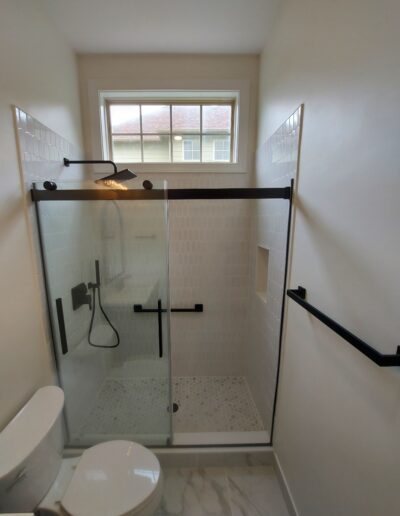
[13,107,108,432]
[14,108,87,350]
[245,106,303,431]
[156,174,252,377]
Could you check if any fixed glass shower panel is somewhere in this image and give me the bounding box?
[35,181,171,446]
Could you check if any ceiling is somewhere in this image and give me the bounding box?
[40,0,280,54]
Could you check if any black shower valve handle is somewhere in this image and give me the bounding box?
[71,282,92,311]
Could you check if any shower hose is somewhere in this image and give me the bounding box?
[88,259,120,348]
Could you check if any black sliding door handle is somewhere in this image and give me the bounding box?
[55,298,68,355]
[157,299,163,358]
[133,300,203,359]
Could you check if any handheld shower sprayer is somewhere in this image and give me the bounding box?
[88,259,120,348]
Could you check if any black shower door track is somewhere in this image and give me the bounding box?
[31,186,291,202]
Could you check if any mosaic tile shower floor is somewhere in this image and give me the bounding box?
[173,376,264,432]
[76,376,264,438]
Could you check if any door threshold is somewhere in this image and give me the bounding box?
[172,430,270,446]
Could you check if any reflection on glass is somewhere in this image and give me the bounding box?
[110,105,140,133]
[143,135,171,162]
[133,469,160,483]
[142,105,170,134]
[172,105,200,134]
[36,183,172,447]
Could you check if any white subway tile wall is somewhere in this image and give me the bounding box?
[169,199,251,377]
[13,107,99,432]
[245,106,303,431]
[154,172,251,378]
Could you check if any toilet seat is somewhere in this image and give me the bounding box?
[60,441,162,516]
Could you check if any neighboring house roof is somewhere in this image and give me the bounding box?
[111,105,231,134]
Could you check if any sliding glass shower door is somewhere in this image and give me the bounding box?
[35,181,171,446]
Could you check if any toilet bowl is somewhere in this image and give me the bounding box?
[0,387,163,516]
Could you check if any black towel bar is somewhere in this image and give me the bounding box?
[287,287,400,367]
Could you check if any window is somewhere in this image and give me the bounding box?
[107,101,234,164]
[183,138,201,161]
[213,138,231,162]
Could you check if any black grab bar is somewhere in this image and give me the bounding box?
[287,287,400,367]
[133,302,203,359]
[133,303,203,313]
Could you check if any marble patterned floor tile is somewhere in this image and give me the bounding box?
[226,466,290,516]
[156,466,290,516]
[157,467,232,516]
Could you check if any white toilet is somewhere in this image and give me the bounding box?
[0,386,163,515]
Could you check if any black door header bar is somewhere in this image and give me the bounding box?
[31,186,292,202]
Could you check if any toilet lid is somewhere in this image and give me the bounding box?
[61,441,161,516]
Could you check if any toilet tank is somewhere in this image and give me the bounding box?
[0,386,64,512]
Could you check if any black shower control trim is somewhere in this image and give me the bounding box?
[71,282,92,311]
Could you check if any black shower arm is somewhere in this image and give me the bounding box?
[64,158,118,175]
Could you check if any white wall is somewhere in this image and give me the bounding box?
[78,53,259,177]
[0,0,83,429]
[247,107,302,435]
[257,0,400,514]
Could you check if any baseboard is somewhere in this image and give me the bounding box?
[273,452,299,516]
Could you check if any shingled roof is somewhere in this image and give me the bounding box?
[111,105,231,134]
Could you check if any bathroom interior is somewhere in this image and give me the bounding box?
[1,1,399,515]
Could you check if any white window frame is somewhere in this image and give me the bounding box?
[106,99,234,164]
[88,80,251,174]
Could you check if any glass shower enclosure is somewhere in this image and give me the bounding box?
[35,181,172,446]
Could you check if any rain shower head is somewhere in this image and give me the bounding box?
[95,168,137,186]
[63,158,137,187]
